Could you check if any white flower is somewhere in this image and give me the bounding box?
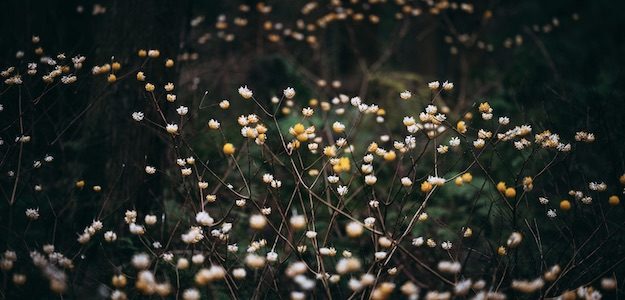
[538,197,549,205]
[441,241,452,250]
[319,247,336,256]
[348,278,363,291]
[289,215,306,230]
[332,122,345,133]
[129,223,145,235]
[498,117,510,125]
[238,86,253,99]
[442,81,454,90]
[427,176,445,186]
[403,116,416,126]
[473,138,485,148]
[181,226,204,244]
[260,207,271,216]
[145,166,156,174]
[358,103,369,112]
[364,174,377,185]
[412,237,424,246]
[125,210,137,224]
[249,214,267,230]
[166,124,178,134]
[228,244,239,253]
[262,174,274,183]
[270,180,282,188]
[232,268,247,279]
[104,231,117,242]
[337,185,348,196]
[207,119,220,129]
[302,107,314,117]
[61,75,77,84]
[425,105,438,114]
[176,106,189,116]
[327,175,340,184]
[547,209,557,218]
[455,279,473,295]
[144,215,157,225]
[182,289,200,300]
[401,177,413,187]
[25,208,39,220]
[361,164,373,174]
[196,211,214,226]
[283,87,295,99]
[400,90,412,100]
[428,81,440,89]
[374,251,387,260]
[131,253,151,269]
[589,182,607,191]
[132,112,144,121]
[161,253,174,262]
[181,168,192,176]
[266,251,278,262]
[437,261,461,274]
[437,145,449,154]
[219,100,230,109]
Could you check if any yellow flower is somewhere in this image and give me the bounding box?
[100,64,111,73]
[420,181,433,193]
[112,275,127,288]
[560,200,571,211]
[145,83,155,92]
[296,134,308,142]
[496,181,506,193]
[497,246,507,256]
[138,49,147,57]
[75,180,85,188]
[456,121,467,134]
[111,62,121,71]
[293,123,305,135]
[332,157,351,173]
[368,142,378,153]
[383,151,397,161]
[223,143,236,155]
[323,146,336,157]
[461,172,473,183]
[478,102,491,113]
[504,187,516,198]
[165,59,174,68]
[609,195,620,206]
[107,74,116,83]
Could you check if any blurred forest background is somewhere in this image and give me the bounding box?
[1,0,625,298]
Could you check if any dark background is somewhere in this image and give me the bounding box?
[1,0,624,298]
